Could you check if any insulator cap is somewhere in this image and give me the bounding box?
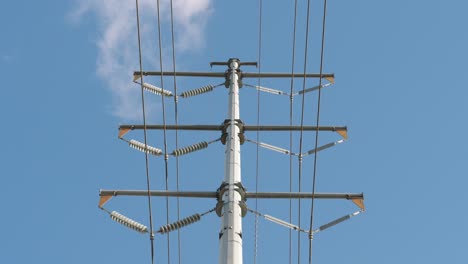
[110,211,148,233]
[180,85,214,98]
[171,141,208,156]
[129,140,162,156]
[158,214,201,234]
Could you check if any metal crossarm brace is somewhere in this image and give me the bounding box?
[119,124,347,131]
[99,190,363,200]
[118,125,348,141]
[133,71,334,79]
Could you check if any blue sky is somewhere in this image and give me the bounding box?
[1,0,468,263]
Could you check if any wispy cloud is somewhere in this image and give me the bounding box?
[2,55,13,63]
[70,0,213,120]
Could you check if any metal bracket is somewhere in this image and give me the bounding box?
[210,59,255,88]
[215,182,247,217]
[221,119,245,145]
[223,69,243,88]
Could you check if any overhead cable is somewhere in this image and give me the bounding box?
[134,1,156,263]
[168,0,182,261]
[288,1,299,263]
[254,1,263,263]
[154,0,172,262]
[308,1,329,264]
[297,0,315,261]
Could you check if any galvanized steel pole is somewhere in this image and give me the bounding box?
[219,58,244,264]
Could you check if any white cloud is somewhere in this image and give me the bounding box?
[71,0,213,121]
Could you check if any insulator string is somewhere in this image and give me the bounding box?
[179,84,224,98]
[128,139,163,156]
[248,208,308,234]
[134,1,156,263]
[171,141,209,156]
[157,208,215,234]
[136,81,174,96]
[180,85,213,98]
[245,138,295,156]
[315,211,362,233]
[158,214,201,234]
[244,83,289,96]
[110,211,149,233]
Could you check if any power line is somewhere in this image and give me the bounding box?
[168,0,182,262]
[134,1,156,263]
[297,0,314,262]
[254,0,263,263]
[308,1,329,263]
[154,0,172,262]
[288,1,299,263]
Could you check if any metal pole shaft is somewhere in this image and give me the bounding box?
[219,59,243,264]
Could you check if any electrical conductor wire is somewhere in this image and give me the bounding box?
[288,1,299,264]
[254,0,263,263]
[297,0,314,262]
[308,1,329,263]
[135,1,156,263]
[154,0,172,262]
[168,0,182,262]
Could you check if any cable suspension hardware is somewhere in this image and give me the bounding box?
[127,139,163,156]
[134,81,174,97]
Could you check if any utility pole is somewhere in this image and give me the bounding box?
[98,58,364,264]
[218,58,246,264]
